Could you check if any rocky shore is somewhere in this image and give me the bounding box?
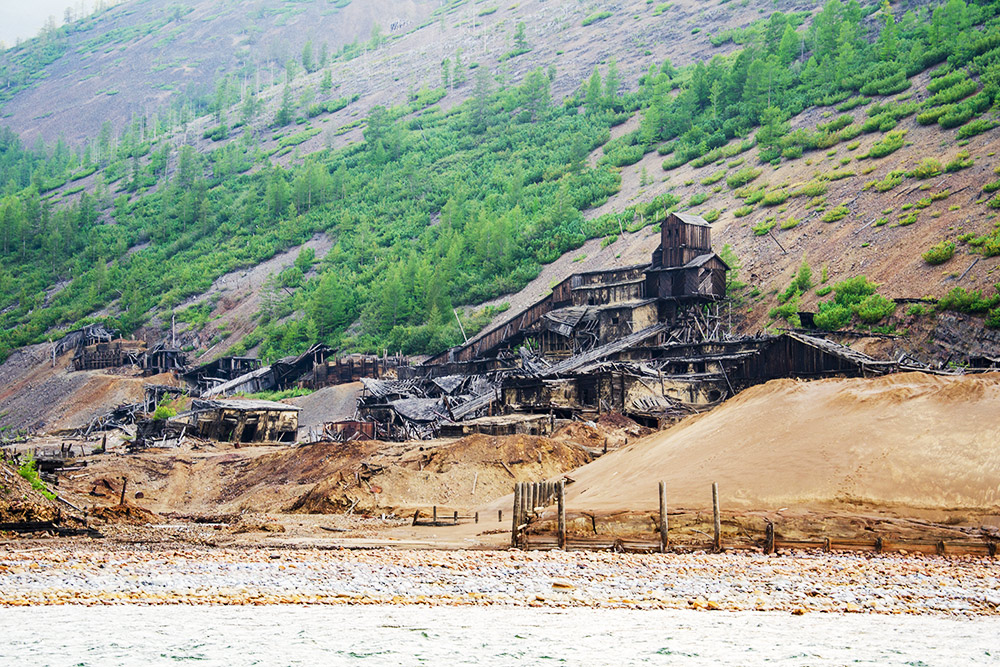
[1,545,997,614]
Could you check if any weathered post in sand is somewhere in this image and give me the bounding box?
[511,482,522,548]
[658,481,668,554]
[764,520,775,554]
[557,480,566,550]
[119,477,128,506]
[712,482,721,552]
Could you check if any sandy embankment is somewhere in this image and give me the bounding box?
[515,372,1000,518]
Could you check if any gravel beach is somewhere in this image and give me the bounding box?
[1,546,997,614]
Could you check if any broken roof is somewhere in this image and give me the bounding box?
[671,212,711,227]
[191,398,301,412]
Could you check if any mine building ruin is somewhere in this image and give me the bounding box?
[184,399,300,443]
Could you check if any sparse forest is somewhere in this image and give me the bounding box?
[1,0,999,363]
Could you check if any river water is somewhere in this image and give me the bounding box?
[0,605,995,666]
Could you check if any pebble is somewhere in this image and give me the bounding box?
[0,547,996,614]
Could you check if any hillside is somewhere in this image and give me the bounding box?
[1,0,999,372]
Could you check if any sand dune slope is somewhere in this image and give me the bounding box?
[562,372,1000,514]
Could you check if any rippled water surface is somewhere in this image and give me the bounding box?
[0,605,995,666]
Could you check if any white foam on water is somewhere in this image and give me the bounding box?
[0,605,995,666]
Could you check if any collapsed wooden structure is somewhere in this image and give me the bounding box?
[355,213,906,439]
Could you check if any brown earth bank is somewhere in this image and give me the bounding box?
[4,372,1000,552]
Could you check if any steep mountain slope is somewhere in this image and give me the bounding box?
[1,0,999,374]
[0,0,440,144]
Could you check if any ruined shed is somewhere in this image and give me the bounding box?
[186,399,300,443]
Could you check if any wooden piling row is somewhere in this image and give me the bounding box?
[510,480,565,548]
[510,481,999,559]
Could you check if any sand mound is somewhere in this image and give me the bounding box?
[558,372,1000,515]
[292,434,591,514]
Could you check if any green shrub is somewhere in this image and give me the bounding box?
[983,180,1000,194]
[701,169,727,186]
[814,304,852,330]
[733,205,754,217]
[909,158,943,179]
[864,131,906,159]
[781,145,803,159]
[867,170,906,192]
[582,11,612,25]
[742,187,767,205]
[917,106,952,125]
[957,119,998,140]
[898,212,918,226]
[17,455,56,501]
[925,78,978,107]
[821,205,849,222]
[761,190,789,206]
[937,287,1000,314]
[793,181,827,197]
[945,150,973,172]
[836,96,869,112]
[152,403,177,420]
[726,167,761,189]
[688,192,709,207]
[922,240,956,265]
[855,293,895,323]
[939,105,974,128]
[752,217,776,235]
[702,209,721,223]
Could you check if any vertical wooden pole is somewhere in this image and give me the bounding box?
[498,509,503,523]
[557,480,566,550]
[475,512,479,524]
[432,505,437,526]
[764,520,774,554]
[511,482,521,548]
[529,483,537,516]
[119,477,128,506]
[412,510,420,526]
[658,481,668,554]
[453,510,458,524]
[712,482,721,553]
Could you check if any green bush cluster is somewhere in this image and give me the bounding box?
[922,240,956,265]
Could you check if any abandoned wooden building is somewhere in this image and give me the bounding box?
[424,212,728,366]
[182,399,300,443]
[72,338,148,371]
[181,356,262,394]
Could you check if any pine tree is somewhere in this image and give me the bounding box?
[320,69,333,95]
[441,58,451,89]
[585,68,602,114]
[301,40,314,73]
[604,58,620,109]
[275,84,294,126]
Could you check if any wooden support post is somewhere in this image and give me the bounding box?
[529,483,536,516]
[119,477,128,506]
[875,537,884,554]
[764,520,775,555]
[936,540,946,556]
[498,509,502,523]
[453,510,458,524]
[412,510,420,526]
[475,512,479,524]
[712,482,721,553]
[557,480,566,550]
[432,505,437,526]
[658,481,668,554]
[511,483,521,548]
